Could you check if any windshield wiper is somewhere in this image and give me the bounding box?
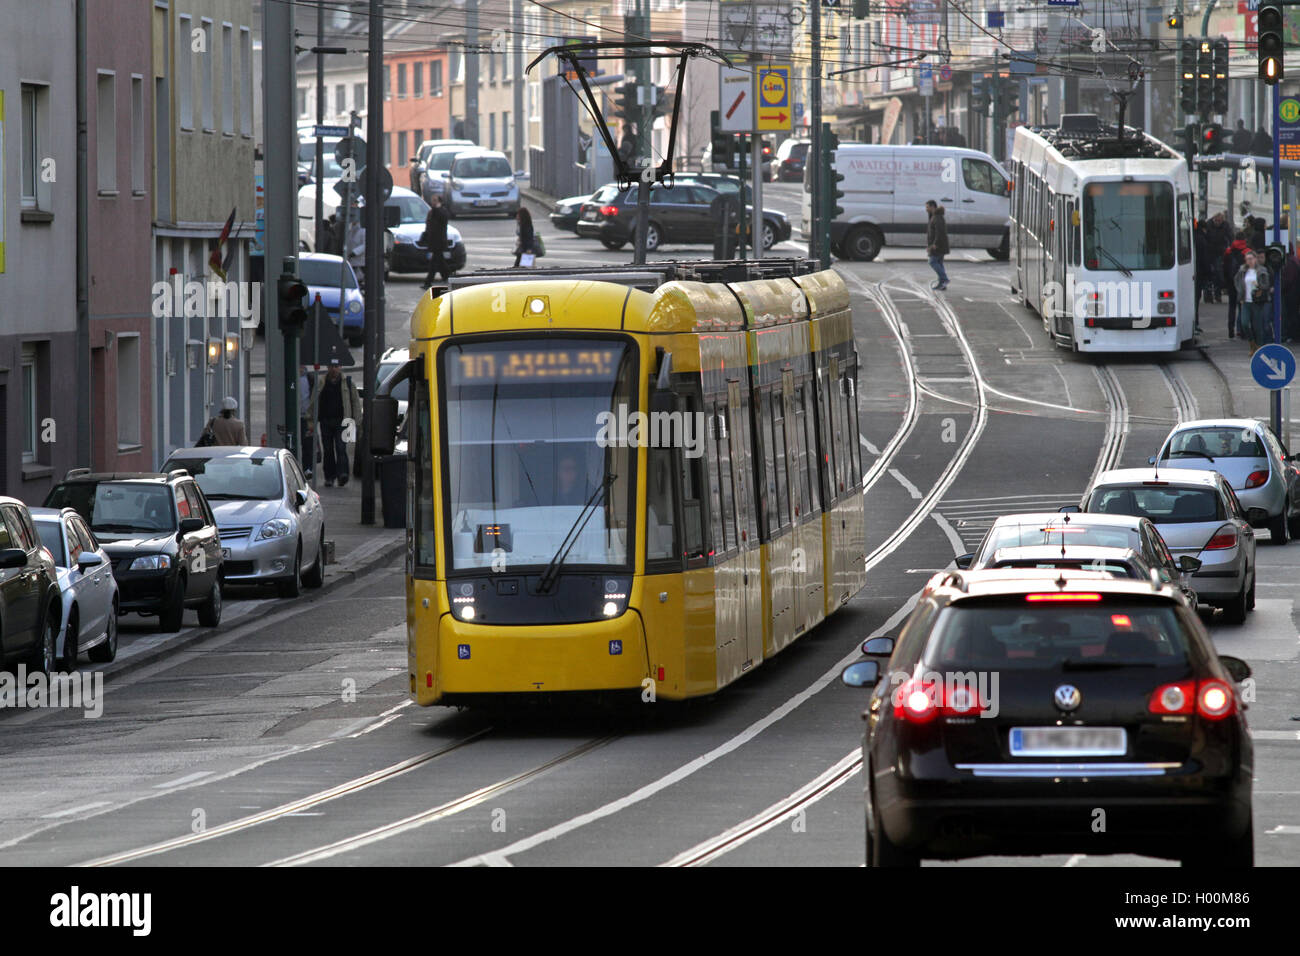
[537,474,616,594]
[200,493,251,500]
[1062,658,1156,670]
[93,523,153,533]
[1092,244,1134,278]
[1163,450,1215,462]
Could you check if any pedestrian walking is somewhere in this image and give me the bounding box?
[1223,231,1250,338]
[1235,248,1273,350]
[345,216,366,290]
[420,194,451,288]
[208,396,248,446]
[309,359,361,487]
[1232,119,1253,154]
[1194,220,1211,306]
[925,200,949,291]
[299,366,315,479]
[513,207,537,268]
[1205,212,1231,301]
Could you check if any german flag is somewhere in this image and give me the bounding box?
[209,208,237,280]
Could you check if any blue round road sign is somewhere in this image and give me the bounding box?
[1251,344,1297,390]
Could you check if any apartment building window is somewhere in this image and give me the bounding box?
[21,345,38,464]
[354,82,365,110]
[240,27,253,135]
[431,61,443,96]
[489,113,495,149]
[398,131,408,165]
[431,127,443,140]
[95,73,117,193]
[155,76,171,218]
[502,110,509,153]
[297,87,307,117]
[117,335,142,449]
[384,66,391,99]
[131,76,145,193]
[384,134,391,166]
[178,15,193,127]
[397,63,407,98]
[336,84,346,114]
[449,48,461,83]
[414,62,424,97]
[489,50,496,84]
[200,18,214,130]
[222,24,234,133]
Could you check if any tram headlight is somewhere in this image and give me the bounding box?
[452,592,477,621]
[602,601,619,618]
[460,604,476,621]
[601,578,629,619]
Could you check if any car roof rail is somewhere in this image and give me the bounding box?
[64,467,92,480]
[167,469,191,480]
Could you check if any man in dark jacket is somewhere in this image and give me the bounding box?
[1232,120,1253,154]
[420,194,450,289]
[925,200,950,290]
[1205,213,1231,301]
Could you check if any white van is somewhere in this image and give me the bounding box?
[801,144,1012,262]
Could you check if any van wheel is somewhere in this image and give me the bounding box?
[844,225,882,261]
[987,230,1010,260]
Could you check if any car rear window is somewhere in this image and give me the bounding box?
[592,185,620,203]
[983,524,1138,555]
[34,519,66,567]
[988,559,1139,577]
[1090,485,1223,523]
[923,601,1191,670]
[1167,427,1266,459]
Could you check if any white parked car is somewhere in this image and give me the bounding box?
[30,506,119,666]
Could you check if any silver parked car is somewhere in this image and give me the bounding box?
[30,506,119,666]
[1082,468,1257,624]
[445,148,519,218]
[980,543,1197,607]
[161,447,326,597]
[1152,417,1300,543]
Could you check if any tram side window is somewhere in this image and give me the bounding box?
[1067,199,1079,265]
[645,444,678,563]
[772,392,790,529]
[411,377,436,573]
[759,392,778,538]
[678,393,708,562]
[1177,195,1192,265]
[792,386,811,518]
[733,396,757,545]
[707,404,725,555]
[844,374,861,483]
[714,403,737,552]
[819,373,838,504]
[801,385,821,513]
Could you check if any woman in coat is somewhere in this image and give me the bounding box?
[513,207,536,268]
[1234,248,1273,351]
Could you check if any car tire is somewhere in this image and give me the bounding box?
[1247,571,1256,610]
[62,608,78,671]
[762,220,776,251]
[303,531,326,589]
[159,576,186,633]
[1269,501,1290,544]
[600,239,627,251]
[843,225,883,262]
[88,603,118,663]
[278,544,303,599]
[27,603,59,678]
[1220,578,1249,625]
[1289,507,1300,539]
[867,807,920,868]
[1182,814,1252,867]
[644,222,662,252]
[197,579,222,627]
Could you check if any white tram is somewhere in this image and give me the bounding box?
[1010,115,1197,353]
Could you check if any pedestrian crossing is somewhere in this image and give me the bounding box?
[936,491,1085,550]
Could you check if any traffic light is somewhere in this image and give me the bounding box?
[1184,123,1199,158]
[824,128,845,222]
[1167,14,1182,29]
[970,76,990,114]
[853,0,870,16]
[277,266,309,333]
[1197,40,1213,117]
[1212,39,1229,115]
[709,109,732,170]
[1179,40,1198,115]
[1259,0,1284,84]
[997,77,1019,120]
[1202,122,1226,155]
[615,81,637,123]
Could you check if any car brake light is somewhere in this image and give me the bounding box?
[1244,470,1268,489]
[1205,531,1237,550]
[893,678,985,722]
[1025,593,1102,602]
[1197,679,1235,719]
[599,205,619,217]
[1149,680,1195,715]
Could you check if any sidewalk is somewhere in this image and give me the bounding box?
[1194,296,1299,444]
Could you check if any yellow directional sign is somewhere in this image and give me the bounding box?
[756,64,792,131]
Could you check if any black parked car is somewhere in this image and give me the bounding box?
[44,470,224,633]
[549,191,596,233]
[842,568,1253,867]
[670,173,793,250]
[575,181,791,252]
[0,496,61,675]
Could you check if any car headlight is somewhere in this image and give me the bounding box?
[346,299,363,314]
[258,519,292,539]
[129,554,171,571]
[450,179,462,190]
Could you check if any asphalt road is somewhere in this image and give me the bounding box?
[5,205,1298,868]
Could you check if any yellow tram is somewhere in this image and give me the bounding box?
[375,260,866,705]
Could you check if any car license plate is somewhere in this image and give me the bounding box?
[583,209,598,220]
[221,548,231,560]
[1009,727,1127,757]
[474,199,498,207]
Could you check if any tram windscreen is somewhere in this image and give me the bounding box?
[441,337,636,572]
[1082,181,1174,272]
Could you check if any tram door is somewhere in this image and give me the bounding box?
[780,370,805,634]
[728,380,764,670]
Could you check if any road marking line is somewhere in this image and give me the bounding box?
[1064,854,1084,867]
[932,512,965,556]
[1266,825,1300,834]
[889,468,923,499]
[153,771,214,789]
[1251,730,1300,741]
[42,802,112,819]
[859,435,881,456]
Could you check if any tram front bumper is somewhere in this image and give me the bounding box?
[428,612,650,699]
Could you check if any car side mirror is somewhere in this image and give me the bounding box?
[295,489,309,507]
[954,553,973,570]
[1147,455,1156,465]
[1218,655,1251,683]
[76,552,104,570]
[178,517,205,535]
[1058,504,1081,513]
[1177,555,1202,573]
[0,548,27,569]
[840,660,880,688]
[1246,507,1270,526]
[861,636,895,656]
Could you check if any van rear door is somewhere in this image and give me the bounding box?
[955,155,1011,250]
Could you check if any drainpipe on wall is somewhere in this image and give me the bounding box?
[76,0,91,469]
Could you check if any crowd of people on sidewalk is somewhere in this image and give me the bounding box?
[1195,209,1300,349]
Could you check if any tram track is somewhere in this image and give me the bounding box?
[1159,361,1199,423]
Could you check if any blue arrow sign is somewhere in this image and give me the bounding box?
[1251,344,1297,390]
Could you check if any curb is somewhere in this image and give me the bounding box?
[1196,343,1240,418]
[95,535,406,683]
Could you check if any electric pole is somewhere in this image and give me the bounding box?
[809,0,823,265]
[361,0,385,525]
[263,0,296,449]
